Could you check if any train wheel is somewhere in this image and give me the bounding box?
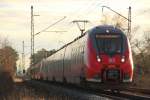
[111,89,120,94]
[52,76,56,82]
[46,77,48,81]
[40,77,43,81]
[63,77,67,83]
[80,77,87,87]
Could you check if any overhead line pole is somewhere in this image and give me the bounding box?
[31,5,40,66]
[32,10,35,62]
[128,6,131,35]
[33,14,40,59]
[31,6,33,66]
[30,5,66,66]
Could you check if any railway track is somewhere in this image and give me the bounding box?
[25,80,111,100]
[126,87,150,95]
[24,80,150,100]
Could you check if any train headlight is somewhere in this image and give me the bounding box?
[97,56,101,62]
[121,56,125,63]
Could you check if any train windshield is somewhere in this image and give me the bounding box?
[95,34,123,55]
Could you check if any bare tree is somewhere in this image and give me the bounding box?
[0,36,18,76]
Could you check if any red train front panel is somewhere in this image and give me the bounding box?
[85,26,134,84]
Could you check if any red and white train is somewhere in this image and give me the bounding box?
[28,25,134,89]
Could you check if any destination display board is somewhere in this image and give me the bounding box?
[96,34,120,38]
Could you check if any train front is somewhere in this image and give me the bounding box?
[86,25,134,85]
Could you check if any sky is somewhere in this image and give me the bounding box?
[0,0,150,70]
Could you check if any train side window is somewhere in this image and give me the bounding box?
[71,49,73,64]
[55,61,57,73]
[81,46,83,63]
[54,61,55,73]
[81,46,84,63]
[76,48,78,64]
[47,62,49,73]
[54,61,56,73]
[77,46,79,63]
[71,48,74,58]
[45,63,46,72]
[78,48,79,64]
[53,61,55,73]
[44,63,46,72]
[74,49,75,64]
[74,48,75,64]
[49,62,51,70]
[57,59,59,72]
[78,46,80,64]
[78,48,80,64]
[74,48,76,64]
[57,60,59,74]
[79,46,81,63]
[46,62,48,73]
[75,48,77,64]
[79,47,80,63]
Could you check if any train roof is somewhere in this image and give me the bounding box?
[50,25,125,54]
[89,25,125,35]
[49,25,126,55]
[32,25,126,67]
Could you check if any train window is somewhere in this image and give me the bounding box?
[96,35,123,55]
[74,51,76,64]
[81,46,83,63]
[79,46,81,63]
[78,46,81,63]
[71,49,74,58]
[57,61,59,72]
[77,48,78,64]
[68,60,70,72]
[76,48,78,64]
[53,62,54,73]
[75,48,77,64]
[49,62,51,72]
[55,61,57,72]
[53,62,55,73]
[79,48,80,63]
[56,61,58,73]
[74,49,76,64]
[66,60,68,72]
[80,46,82,63]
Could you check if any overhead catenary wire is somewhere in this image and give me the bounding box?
[47,0,105,36]
[35,16,67,36]
[65,0,101,24]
